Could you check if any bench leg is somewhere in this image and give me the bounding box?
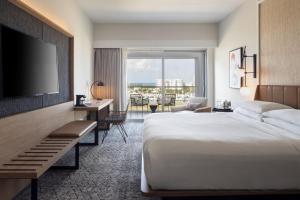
[51,143,79,170]
[79,111,99,146]
[79,127,99,146]
[95,124,99,145]
[31,179,38,200]
[75,142,79,169]
[95,110,99,145]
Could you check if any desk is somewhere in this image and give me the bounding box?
[74,99,113,145]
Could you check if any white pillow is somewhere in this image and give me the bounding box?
[239,101,291,114]
[234,107,262,121]
[263,109,300,127]
[263,117,300,136]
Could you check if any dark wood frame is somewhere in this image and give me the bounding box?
[229,47,243,89]
[141,85,300,197]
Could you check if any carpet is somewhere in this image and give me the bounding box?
[14,120,156,200]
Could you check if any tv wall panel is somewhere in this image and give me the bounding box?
[0,0,72,117]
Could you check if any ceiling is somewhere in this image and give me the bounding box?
[76,0,246,23]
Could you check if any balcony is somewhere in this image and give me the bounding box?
[128,85,196,112]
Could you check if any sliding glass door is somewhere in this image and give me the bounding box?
[127,50,205,112]
[127,59,162,112]
[164,58,196,107]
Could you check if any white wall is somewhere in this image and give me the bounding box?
[93,23,218,48]
[94,23,217,104]
[214,0,259,108]
[22,0,94,97]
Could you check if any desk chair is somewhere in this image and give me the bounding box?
[102,104,129,143]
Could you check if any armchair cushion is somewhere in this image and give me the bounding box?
[189,97,208,104]
[194,106,212,113]
[186,103,202,110]
[171,105,187,112]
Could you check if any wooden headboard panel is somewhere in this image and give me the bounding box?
[254,85,300,109]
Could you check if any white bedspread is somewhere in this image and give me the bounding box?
[143,112,300,190]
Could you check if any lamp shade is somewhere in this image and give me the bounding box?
[90,81,104,100]
[96,81,104,87]
[240,86,251,97]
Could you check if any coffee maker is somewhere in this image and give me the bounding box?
[75,95,86,106]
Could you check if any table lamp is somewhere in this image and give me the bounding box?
[90,81,104,100]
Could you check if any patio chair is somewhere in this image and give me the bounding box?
[130,94,149,113]
[157,94,176,111]
[102,104,129,143]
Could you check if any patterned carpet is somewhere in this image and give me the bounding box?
[14,120,157,200]
[13,119,300,200]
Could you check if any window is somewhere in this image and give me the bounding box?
[164,59,196,105]
[127,51,206,112]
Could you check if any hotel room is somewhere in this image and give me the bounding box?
[0,0,300,199]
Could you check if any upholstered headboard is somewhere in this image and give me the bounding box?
[254,85,300,109]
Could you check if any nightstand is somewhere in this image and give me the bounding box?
[213,108,233,112]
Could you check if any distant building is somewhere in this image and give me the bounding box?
[185,82,195,86]
[156,79,185,87]
[129,83,156,87]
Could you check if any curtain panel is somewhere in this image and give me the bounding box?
[195,51,207,97]
[94,48,127,111]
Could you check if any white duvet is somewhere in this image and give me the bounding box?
[143,112,300,190]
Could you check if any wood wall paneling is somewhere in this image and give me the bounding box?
[8,0,73,37]
[42,24,70,106]
[298,88,300,108]
[0,0,74,118]
[69,37,74,100]
[255,85,300,109]
[260,0,300,85]
[0,0,75,199]
[284,86,298,108]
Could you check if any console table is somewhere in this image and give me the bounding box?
[74,99,113,145]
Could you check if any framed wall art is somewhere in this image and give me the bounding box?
[229,47,243,89]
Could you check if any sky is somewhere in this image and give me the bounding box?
[127,58,195,84]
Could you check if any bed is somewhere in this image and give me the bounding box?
[141,85,300,197]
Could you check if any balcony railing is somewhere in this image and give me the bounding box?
[128,85,196,112]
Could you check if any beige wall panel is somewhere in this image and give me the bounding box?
[260,0,300,85]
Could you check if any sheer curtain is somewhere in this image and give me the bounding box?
[94,48,128,111]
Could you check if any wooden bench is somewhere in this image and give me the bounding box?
[0,120,97,200]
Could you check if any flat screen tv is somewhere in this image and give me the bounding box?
[0,24,59,99]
